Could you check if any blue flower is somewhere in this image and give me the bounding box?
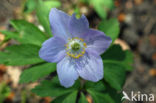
[39,8,112,88]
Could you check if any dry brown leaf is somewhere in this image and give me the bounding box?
[6,92,15,101]
[0,31,5,42]
[134,0,143,5]
[43,97,52,103]
[125,1,133,9]
[152,53,156,61]
[0,65,7,82]
[149,34,156,47]
[86,95,92,103]
[114,39,130,50]
[0,64,7,72]
[118,13,126,22]
[149,69,156,76]
[6,66,22,88]
[115,0,120,7]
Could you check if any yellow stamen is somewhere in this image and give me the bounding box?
[79,38,84,41]
[81,51,85,54]
[66,37,87,59]
[83,43,87,47]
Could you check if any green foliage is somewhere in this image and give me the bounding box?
[36,0,61,36]
[89,0,114,19]
[19,63,56,83]
[52,91,78,103]
[0,82,11,103]
[24,0,36,13]
[78,92,88,103]
[102,44,133,71]
[31,77,79,97]
[102,44,133,90]
[60,91,78,103]
[0,31,22,42]
[85,81,106,92]
[98,18,120,42]
[88,89,115,103]
[0,44,43,65]
[10,20,47,46]
[104,63,126,91]
[122,50,133,71]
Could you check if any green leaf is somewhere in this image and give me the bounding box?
[90,0,114,19]
[121,50,133,71]
[102,44,133,71]
[19,63,56,83]
[104,82,123,103]
[24,0,36,13]
[10,20,47,46]
[101,45,133,90]
[44,0,61,10]
[103,63,126,91]
[0,44,43,65]
[51,94,68,103]
[102,45,125,61]
[78,92,88,103]
[85,81,106,92]
[0,52,9,64]
[51,91,78,103]
[0,31,19,40]
[36,0,61,36]
[62,91,78,103]
[98,18,120,42]
[87,89,115,103]
[31,77,78,97]
[0,82,11,103]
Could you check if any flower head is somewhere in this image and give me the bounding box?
[39,8,112,88]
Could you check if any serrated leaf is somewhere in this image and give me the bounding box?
[31,77,79,97]
[98,18,120,42]
[19,63,56,83]
[0,44,43,65]
[36,0,61,36]
[78,92,88,103]
[0,31,19,41]
[10,20,47,46]
[87,89,115,103]
[104,63,126,91]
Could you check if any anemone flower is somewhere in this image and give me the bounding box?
[39,8,112,88]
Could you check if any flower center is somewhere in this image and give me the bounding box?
[65,37,87,59]
[71,43,80,51]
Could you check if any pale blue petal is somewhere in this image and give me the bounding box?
[69,14,89,37]
[39,36,66,63]
[57,57,79,88]
[49,8,72,40]
[83,29,112,55]
[75,51,103,82]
